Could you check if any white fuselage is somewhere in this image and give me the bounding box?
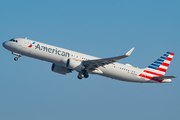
[2,38,171,83]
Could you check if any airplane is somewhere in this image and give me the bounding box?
[2,38,176,83]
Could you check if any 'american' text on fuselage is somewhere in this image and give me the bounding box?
[35,44,70,57]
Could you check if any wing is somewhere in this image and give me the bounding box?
[82,47,135,69]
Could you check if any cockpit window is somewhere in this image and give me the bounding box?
[9,39,18,43]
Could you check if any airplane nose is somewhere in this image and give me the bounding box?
[2,41,9,49]
[2,42,6,48]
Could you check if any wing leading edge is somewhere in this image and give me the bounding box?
[82,47,135,69]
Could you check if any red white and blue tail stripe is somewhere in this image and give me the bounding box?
[139,52,174,82]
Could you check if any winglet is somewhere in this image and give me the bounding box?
[125,47,135,56]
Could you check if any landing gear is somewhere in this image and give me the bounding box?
[77,75,83,79]
[77,72,84,79]
[84,74,89,78]
[12,52,22,61]
[14,55,22,61]
[14,57,18,61]
[77,70,89,79]
[83,71,89,78]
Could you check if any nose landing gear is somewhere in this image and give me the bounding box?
[12,52,22,61]
[14,57,18,61]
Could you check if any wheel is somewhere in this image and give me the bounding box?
[77,75,82,79]
[14,57,18,61]
[84,74,89,78]
[83,71,89,78]
[77,72,84,79]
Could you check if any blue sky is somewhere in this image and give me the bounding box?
[0,0,180,120]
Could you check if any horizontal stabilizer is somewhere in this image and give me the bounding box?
[153,76,177,80]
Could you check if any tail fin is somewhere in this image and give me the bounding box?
[146,52,174,76]
[139,52,175,82]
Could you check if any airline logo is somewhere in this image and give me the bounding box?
[28,42,36,48]
[139,52,174,82]
[147,52,174,73]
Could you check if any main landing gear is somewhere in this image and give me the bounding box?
[12,52,22,61]
[77,70,89,79]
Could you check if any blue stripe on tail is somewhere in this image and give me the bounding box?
[148,66,158,70]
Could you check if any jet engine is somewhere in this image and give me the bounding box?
[59,58,84,72]
[58,58,88,79]
[51,63,71,75]
[66,58,84,72]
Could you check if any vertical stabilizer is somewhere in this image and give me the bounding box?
[139,52,174,82]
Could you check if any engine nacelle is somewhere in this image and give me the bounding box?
[51,63,71,75]
[66,58,84,72]
[60,58,69,67]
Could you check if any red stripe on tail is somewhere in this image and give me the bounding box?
[170,53,174,56]
[161,62,169,67]
[144,70,164,76]
[157,67,167,72]
[139,74,163,83]
[166,57,172,61]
